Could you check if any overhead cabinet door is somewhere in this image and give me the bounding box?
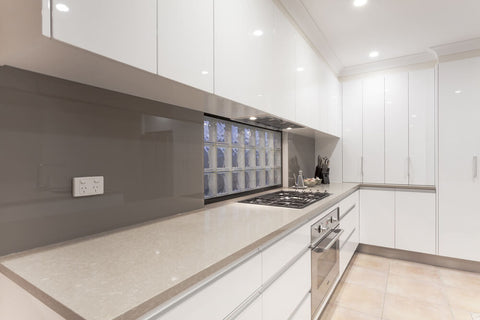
[363,76,385,183]
[439,57,480,262]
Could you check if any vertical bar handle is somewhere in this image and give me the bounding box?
[474,156,478,178]
[405,157,409,179]
[361,156,364,176]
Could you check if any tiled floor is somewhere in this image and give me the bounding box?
[320,253,480,320]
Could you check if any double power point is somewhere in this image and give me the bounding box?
[72,176,104,197]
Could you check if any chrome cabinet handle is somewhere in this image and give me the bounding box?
[361,156,364,176]
[474,156,478,178]
[313,229,344,252]
[340,228,356,250]
[340,204,356,220]
[405,157,409,179]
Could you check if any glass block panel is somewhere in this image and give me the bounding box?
[232,171,245,193]
[265,149,274,168]
[245,170,255,190]
[232,148,244,168]
[232,125,244,146]
[255,130,265,148]
[204,144,215,169]
[274,150,282,167]
[265,131,274,149]
[204,173,216,198]
[216,147,231,169]
[255,149,265,168]
[216,171,231,195]
[274,132,282,149]
[244,128,255,147]
[245,148,256,168]
[204,119,215,142]
[216,121,230,144]
[256,170,265,188]
[266,169,274,186]
[274,168,282,185]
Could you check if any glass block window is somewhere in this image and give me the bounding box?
[204,116,282,199]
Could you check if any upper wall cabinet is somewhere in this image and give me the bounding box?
[214,0,275,112]
[51,0,157,73]
[157,0,214,93]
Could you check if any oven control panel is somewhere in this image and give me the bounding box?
[311,207,340,245]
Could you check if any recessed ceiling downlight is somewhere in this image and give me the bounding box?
[353,0,368,7]
[369,50,379,58]
[55,3,69,12]
[249,116,257,121]
[252,29,264,37]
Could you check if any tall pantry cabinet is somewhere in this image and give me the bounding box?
[439,57,480,262]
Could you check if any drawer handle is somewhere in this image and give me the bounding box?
[340,227,356,250]
[340,204,356,220]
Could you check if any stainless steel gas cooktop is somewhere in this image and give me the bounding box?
[239,190,330,209]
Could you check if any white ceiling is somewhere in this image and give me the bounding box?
[298,0,480,67]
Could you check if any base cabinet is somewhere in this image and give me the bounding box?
[360,189,395,248]
[339,191,360,274]
[235,295,262,320]
[289,293,311,320]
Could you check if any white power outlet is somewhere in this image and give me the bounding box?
[72,176,104,197]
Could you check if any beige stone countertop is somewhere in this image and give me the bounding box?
[0,183,362,320]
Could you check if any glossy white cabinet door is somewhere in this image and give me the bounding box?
[395,191,435,254]
[409,68,435,185]
[295,36,320,131]
[327,74,342,137]
[439,57,480,262]
[263,251,310,320]
[342,79,363,182]
[270,5,296,121]
[51,0,156,73]
[360,189,395,248]
[289,293,311,320]
[157,0,213,93]
[385,72,409,184]
[235,295,262,320]
[215,0,274,111]
[363,76,385,183]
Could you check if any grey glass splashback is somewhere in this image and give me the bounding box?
[0,67,204,256]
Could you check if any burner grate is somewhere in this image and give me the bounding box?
[239,190,330,209]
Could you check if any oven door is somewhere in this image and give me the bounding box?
[311,228,343,318]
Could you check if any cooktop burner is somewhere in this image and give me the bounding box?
[239,190,330,209]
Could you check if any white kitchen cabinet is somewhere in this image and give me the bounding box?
[408,68,435,186]
[234,295,262,320]
[262,251,311,320]
[327,74,342,136]
[439,57,480,262]
[157,0,214,92]
[159,254,261,319]
[342,79,363,183]
[385,72,409,185]
[395,191,436,254]
[360,189,394,248]
[289,293,311,320]
[214,0,274,112]
[51,0,157,73]
[339,191,360,274]
[363,76,385,183]
[295,36,320,131]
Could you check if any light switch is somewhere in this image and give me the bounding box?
[72,176,104,197]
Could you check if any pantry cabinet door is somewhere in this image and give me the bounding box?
[342,79,363,182]
[157,0,214,92]
[360,189,394,248]
[408,68,435,186]
[385,72,409,184]
[52,0,157,73]
[363,76,385,183]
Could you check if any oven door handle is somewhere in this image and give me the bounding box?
[312,229,344,253]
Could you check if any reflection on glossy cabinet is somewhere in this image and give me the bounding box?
[395,191,435,254]
[290,293,311,320]
[235,295,262,320]
[360,189,394,248]
[439,57,480,262]
[408,68,435,185]
[385,72,409,185]
[363,76,385,183]
[214,0,274,111]
[342,79,363,183]
[157,0,214,92]
[51,0,157,73]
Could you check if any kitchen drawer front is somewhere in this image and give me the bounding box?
[289,293,311,320]
[263,251,311,320]
[234,295,262,320]
[262,223,310,283]
[338,191,359,221]
[159,254,261,320]
[340,227,359,275]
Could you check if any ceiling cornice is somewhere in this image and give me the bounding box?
[277,0,343,75]
[430,37,480,58]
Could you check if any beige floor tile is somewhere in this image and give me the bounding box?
[382,293,453,320]
[451,308,477,320]
[386,273,449,306]
[343,265,388,291]
[335,282,385,317]
[320,303,380,320]
[389,259,441,283]
[438,267,480,288]
[443,285,480,313]
[352,253,390,274]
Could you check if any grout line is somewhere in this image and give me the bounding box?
[380,257,391,319]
